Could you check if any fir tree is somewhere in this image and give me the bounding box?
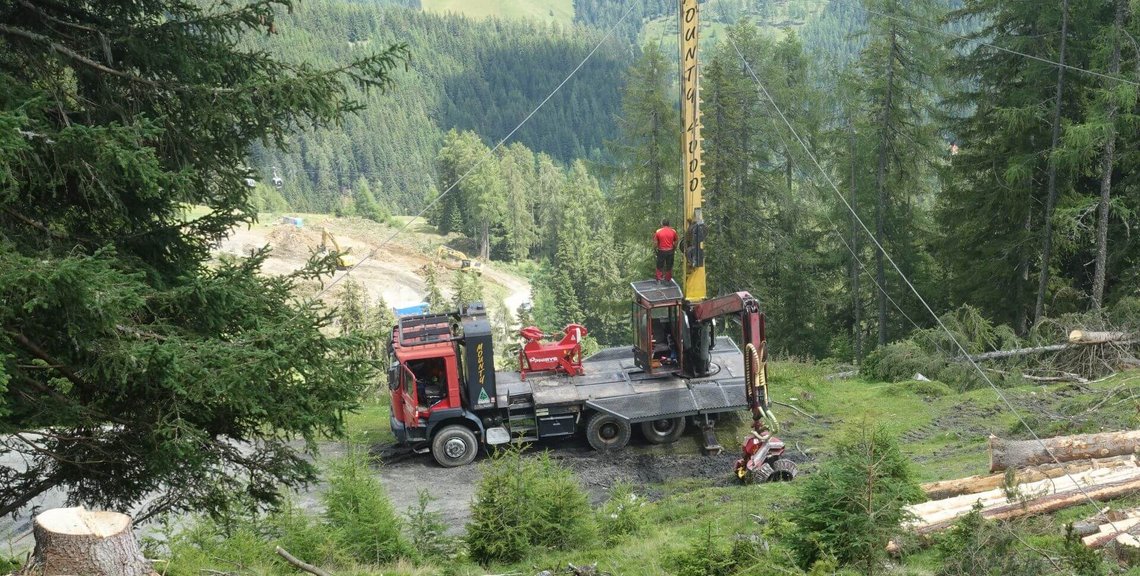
[0,0,406,518]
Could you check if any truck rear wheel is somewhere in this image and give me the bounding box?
[640,417,686,444]
[586,413,631,452]
[431,425,478,468]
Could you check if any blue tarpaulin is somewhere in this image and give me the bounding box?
[393,303,430,317]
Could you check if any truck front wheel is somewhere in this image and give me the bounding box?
[586,413,631,452]
[431,425,478,467]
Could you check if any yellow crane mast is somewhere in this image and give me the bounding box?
[679,0,707,303]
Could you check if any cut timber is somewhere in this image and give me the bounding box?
[916,476,1140,535]
[26,507,153,576]
[922,455,1135,499]
[1083,516,1140,548]
[1069,330,1129,344]
[989,430,1140,472]
[909,465,1140,531]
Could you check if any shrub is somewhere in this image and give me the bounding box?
[860,340,945,383]
[665,526,736,576]
[465,448,596,565]
[597,481,646,545]
[405,489,454,561]
[788,425,923,574]
[323,447,410,564]
[933,504,1048,576]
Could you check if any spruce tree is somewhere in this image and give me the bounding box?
[0,0,407,518]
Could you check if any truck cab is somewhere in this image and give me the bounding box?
[388,303,499,467]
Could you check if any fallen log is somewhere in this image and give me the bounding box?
[967,344,1068,362]
[276,546,333,576]
[990,430,1140,473]
[916,476,1140,536]
[922,455,1136,499]
[23,507,154,576]
[910,466,1140,530]
[1021,372,1089,384]
[1069,330,1129,344]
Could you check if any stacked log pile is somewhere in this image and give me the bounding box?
[905,430,1140,549]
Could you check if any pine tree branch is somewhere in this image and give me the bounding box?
[0,23,153,85]
[15,0,100,35]
[6,331,90,393]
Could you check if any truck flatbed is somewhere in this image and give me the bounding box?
[495,335,748,423]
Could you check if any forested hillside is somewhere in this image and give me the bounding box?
[244,0,1140,361]
[248,1,628,213]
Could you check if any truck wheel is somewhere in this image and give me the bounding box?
[431,425,478,468]
[640,417,686,444]
[586,413,631,452]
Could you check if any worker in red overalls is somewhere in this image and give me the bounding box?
[654,219,679,282]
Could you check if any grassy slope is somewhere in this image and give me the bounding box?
[420,0,573,24]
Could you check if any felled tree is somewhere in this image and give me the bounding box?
[0,0,406,519]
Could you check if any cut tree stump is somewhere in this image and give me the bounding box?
[26,507,154,576]
[989,431,1140,472]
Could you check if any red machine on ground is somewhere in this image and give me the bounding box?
[517,324,587,379]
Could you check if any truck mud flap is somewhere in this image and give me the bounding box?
[585,380,747,423]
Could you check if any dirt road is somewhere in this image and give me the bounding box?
[217,215,531,312]
[366,429,788,535]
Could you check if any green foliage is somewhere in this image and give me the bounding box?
[861,340,946,383]
[933,504,1050,576]
[251,183,293,214]
[0,0,404,519]
[164,453,410,574]
[665,527,737,576]
[405,489,454,561]
[1061,523,1105,576]
[608,42,681,245]
[322,447,410,564]
[252,4,629,213]
[450,269,485,309]
[464,448,596,565]
[597,481,646,545]
[424,266,448,313]
[353,177,391,223]
[860,306,1026,390]
[788,425,923,573]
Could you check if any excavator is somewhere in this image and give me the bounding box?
[436,245,483,275]
[385,0,795,483]
[318,228,358,270]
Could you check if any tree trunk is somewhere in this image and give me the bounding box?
[1093,0,1124,309]
[875,31,897,347]
[26,507,153,576]
[1016,203,1032,334]
[850,122,862,362]
[1034,0,1071,324]
[989,430,1140,472]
